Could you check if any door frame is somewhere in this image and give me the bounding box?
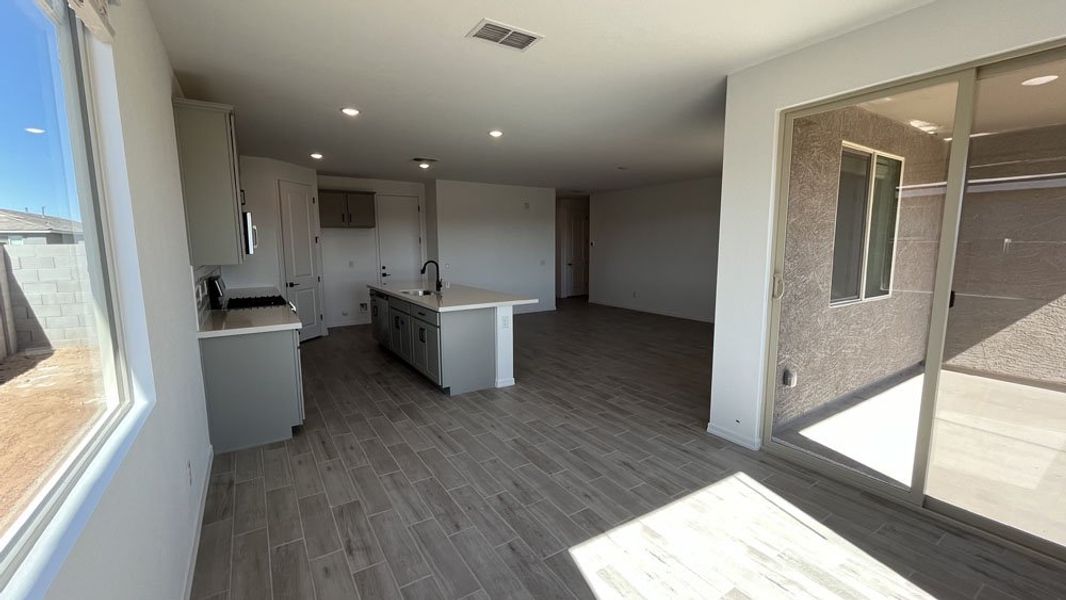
[759,41,1066,564]
[278,178,326,339]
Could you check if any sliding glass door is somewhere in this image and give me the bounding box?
[765,46,1066,558]
[925,51,1066,552]
[766,78,961,493]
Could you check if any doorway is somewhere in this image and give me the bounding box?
[764,46,1066,559]
[556,194,590,299]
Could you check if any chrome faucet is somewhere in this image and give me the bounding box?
[421,260,442,293]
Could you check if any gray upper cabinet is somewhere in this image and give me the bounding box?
[319,190,375,228]
[347,192,375,227]
[319,191,348,228]
[174,98,244,266]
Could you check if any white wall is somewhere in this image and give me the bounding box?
[43,0,213,597]
[589,178,720,322]
[432,180,556,314]
[709,0,1066,449]
[222,156,318,291]
[315,176,425,327]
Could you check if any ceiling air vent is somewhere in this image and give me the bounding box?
[467,19,541,51]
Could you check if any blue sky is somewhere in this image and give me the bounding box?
[0,0,80,222]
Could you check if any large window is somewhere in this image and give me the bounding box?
[0,0,128,581]
[830,143,903,304]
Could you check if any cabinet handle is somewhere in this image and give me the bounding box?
[341,212,346,224]
[419,327,425,343]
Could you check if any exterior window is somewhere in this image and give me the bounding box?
[830,144,903,304]
[0,0,128,579]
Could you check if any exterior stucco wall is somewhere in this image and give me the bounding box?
[774,106,948,426]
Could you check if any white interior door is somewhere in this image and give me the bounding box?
[573,212,589,296]
[376,194,422,287]
[279,180,323,340]
[557,203,589,298]
[558,205,574,297]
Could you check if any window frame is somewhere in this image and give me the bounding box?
[0,6,136,590]
[829,141,906,307]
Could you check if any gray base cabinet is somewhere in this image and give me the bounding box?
[370,292,493,395]
[370,292,389,343]
[200,329,304,452]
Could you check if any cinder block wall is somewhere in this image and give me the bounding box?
[3,243,97,350]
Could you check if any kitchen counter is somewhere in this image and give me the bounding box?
[367,281,538,312]
[198,305,302,339]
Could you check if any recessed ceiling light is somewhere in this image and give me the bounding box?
[419,162,431,169]
[489,129,503,138]
[413,157,437,170]
[1021,75,1058,86]
[310,152,323,160]
[340,107,360,117]
[908,119,940,134]
[24,127,45,134]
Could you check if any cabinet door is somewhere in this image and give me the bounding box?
[399,315,413,362]
[347,192,376,228]
[411,320,429,375]
[388,306,402,353]
[370,296,383,343]
[424,323,441,385]
[174,100,243,266]
[319,190,349,228]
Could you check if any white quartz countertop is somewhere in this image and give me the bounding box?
[198,306,302,339]
[368,281,538,313]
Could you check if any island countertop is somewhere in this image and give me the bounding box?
[368,281,538,313]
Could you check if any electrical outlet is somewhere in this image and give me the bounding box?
[342,311,349,317]
[632,291,638,298]
[348,260,355,268]
[501,315,510,329]
[539,259,545,266]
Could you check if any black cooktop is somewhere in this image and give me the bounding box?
[227,295,288,309]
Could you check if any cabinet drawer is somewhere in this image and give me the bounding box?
[387,296,411,315]
[410,305,440,326]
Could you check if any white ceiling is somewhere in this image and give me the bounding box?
[145,0,930,192]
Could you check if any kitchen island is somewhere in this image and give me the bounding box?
[368,281,537,395]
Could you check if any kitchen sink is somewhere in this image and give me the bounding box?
[400,289,436,296]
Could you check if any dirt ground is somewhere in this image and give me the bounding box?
[0,347,105,535]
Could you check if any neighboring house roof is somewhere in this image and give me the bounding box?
[0,209,82,236]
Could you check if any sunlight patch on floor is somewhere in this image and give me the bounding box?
[568,473,932,599]
[798,375,923,486]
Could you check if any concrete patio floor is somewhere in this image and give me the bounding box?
[785,369,1066,548]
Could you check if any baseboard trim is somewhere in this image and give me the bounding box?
[326,318,370,328]
[495,378,515,388]
[706,422,761,450]
[183,443,214,600]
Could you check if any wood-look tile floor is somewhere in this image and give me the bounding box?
[190,299,1066,600]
